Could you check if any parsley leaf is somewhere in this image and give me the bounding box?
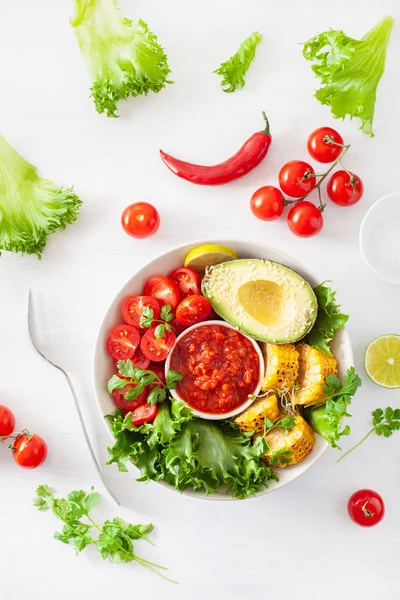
[147,387,167,405]
[338,406,400,461]
[33,486,174,581]
[166,369,183,390]
[302,17,394,136]
[124,385,145,401]
[305,366,362,449]
[139,306,154,328]
[214,31,262,93]
[268,448,293,467]
[160,304,173,322]
[154,323,172,339]
[306,282,349,356]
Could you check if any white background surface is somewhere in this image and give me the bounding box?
[0,1,399,598]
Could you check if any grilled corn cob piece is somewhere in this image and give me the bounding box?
[254,414,315,468]
[261,343,299,392]
[234,393,280,433]
[295,344,338,406]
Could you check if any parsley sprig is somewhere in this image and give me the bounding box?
[261,414,296,467]
[140,304,174,339]
[107,359,183,405]
[33,485,176,582]
[338,407,400,462]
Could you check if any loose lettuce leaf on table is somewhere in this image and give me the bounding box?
[214,31,262,93]
[303,16,394,135]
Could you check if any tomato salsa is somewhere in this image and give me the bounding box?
[170,324,260,414]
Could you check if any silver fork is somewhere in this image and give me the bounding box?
[27,289,120,506]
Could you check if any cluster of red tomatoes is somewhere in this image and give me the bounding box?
[106,267,213,424]
[0,405,47,469]
[250,127,364,237]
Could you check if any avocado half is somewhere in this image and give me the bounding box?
[202,259,317,343]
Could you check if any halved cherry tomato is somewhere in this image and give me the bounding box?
[148,362,167,386]
[122,295,160,328]
[327,170,364,206]
[129,403,158,426]
[169,267,201,296]
[13,433,47,469]
[112,384,148,411]
[143,276,180,308]
[121,202,160,239]
[0,405,15,436]
[106,324,140,360]
[129,347,151,369]
[141,327,176,362]
[348,489,385,527]
[176,295,212,326]
[279,160,316,198]
[307,127,344,163]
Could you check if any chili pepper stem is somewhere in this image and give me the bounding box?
[261,111,270,135]
[283,144,351,207]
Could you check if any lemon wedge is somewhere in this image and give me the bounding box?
[184,244,238,275]
[365,334,400,388]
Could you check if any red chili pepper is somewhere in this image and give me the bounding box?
[159,112,272,186]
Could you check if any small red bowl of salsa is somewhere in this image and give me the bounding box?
[165,321,264,420]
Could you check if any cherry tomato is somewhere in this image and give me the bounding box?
[175,295,212,326]
[148,362,166,386]
[129,403,158,426]
[287,201,323,238]
[348,489,385,527]
[143,276,180,308]
[0,405,15,437]
[122,295,160,328]
[141,327,176,362]
[279,160,316,198]
[169,267,201,296]
[13,433,47,469]
[250,186,284,221]
[106,324,140,361]
[121,202,160,239]
[327,170,364,206]
[129,347,150,370]
[112,384,148,411]
[307,127,344,163]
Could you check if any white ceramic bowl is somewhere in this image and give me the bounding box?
[164,320,265,420]
[94,239,354,500]
[360,192,400,285]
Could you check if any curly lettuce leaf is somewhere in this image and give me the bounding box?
[306,282,349,356]
[302,16,394,135]
[214,31,262,93]
[71,0,172,117]
[0,136,82,258]
[106,401,277,499]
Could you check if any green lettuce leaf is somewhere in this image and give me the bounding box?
[302,16,394,135]
[214,31,262,93]
[106,401,277,499]
[306,282,349,356]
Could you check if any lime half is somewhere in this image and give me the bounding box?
[365,334,400,388]
[184,244,238,275]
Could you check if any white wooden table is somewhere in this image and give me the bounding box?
[1,1,399,598]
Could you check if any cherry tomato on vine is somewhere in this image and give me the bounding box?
[327,170,364,206]
[0,405,15,437]
[287,201,323,238]
[176,295,212,326]
[122,295,160,328]
[112,384,148,411]
[143,276,180,308]
[169,267,201,296]
[13,433,47,469]
[121,202,160,239]
[250,186,284,221]
[279,160,316,198]
[307,127,344,163]
[348,489,385,527]
[141,327,176,362]
[106,324,140,361]
[129,403,158,426]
